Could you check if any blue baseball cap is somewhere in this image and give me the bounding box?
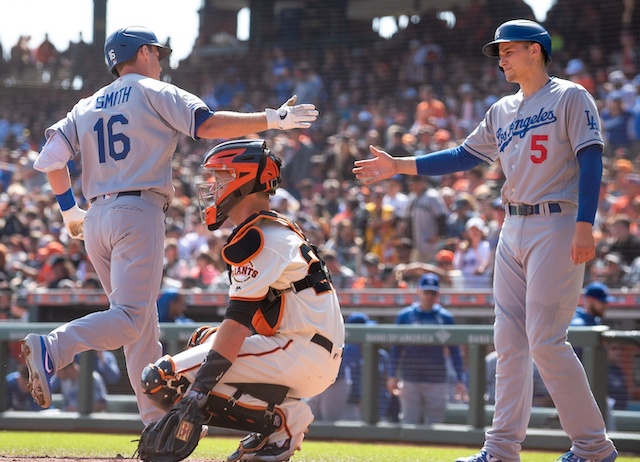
[418,273,440,292]
[346,312,376,324]
[584,282,614,303]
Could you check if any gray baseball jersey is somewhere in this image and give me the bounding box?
[39,73,208,425]
[48,74,207,203]
[458,77,613,460]
[463,77,603,205]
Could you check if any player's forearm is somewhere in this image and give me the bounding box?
[46,168,73,195]
[211,318,251,362]
[415,145,483,176]
[197,111,268,139]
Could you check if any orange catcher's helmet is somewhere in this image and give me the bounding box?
[196,139,282,230]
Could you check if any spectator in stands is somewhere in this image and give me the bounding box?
[571,282,614,329]
[453,217,493,288]
[382,175,409,216]
[9,35,32,81]
[604,214,640,266]
[411,84,448,132]
[570,281,622,430]
[324,218,363,274]
[363,185,397,263]
[188,251,220,289]
[35,33,59,82]
[405,175,448,263]
[386,273,467,425]
[321,248,356,290]
[605,342,629,412]
[352,252,395,289]
[5,363,45,411]
[601,93,634,157]
[486,198,506,252]
[51,359,108,412]
[163,237,190,284]
[157,288,194,324]
[446,193,478,239]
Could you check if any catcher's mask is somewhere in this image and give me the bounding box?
[196,139,282,231]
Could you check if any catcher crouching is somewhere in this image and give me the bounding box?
[137,139,345,462]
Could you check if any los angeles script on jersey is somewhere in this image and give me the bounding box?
[496,106,557,152]
[96,86,132,109]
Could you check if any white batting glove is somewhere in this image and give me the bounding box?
[265,95,319,130]
[60,204,87,240]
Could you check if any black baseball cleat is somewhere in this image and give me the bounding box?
[227,431,305,462]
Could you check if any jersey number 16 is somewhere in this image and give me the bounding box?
[94,115,130,163]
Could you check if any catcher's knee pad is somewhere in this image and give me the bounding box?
[141,355,191,411]
[202,384,289,436]
[186,325,218,348]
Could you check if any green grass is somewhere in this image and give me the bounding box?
[1,431,638,461]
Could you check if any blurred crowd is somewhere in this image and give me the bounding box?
[1,2,640,322]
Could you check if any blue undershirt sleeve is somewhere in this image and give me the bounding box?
[577,144,603,224]
[415,146,485,176]
[194,108,215,139]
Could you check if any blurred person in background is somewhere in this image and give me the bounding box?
[386,273,467,425]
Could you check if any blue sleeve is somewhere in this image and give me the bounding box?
[194,108,215,139]
[415,146,485,176]
[577,144,603,224]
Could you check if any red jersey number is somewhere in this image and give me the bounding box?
[530,135,548,164]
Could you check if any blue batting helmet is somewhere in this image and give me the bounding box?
[104,26,172,76]
[482,19,552,65]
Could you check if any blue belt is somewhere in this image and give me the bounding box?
[507,202,562,216]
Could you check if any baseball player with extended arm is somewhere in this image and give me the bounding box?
[20,26,318,426]
[354,19,617,462]
[139,139,345,461]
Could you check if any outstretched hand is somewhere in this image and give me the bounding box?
[352,145,397,185]
[265,95,319,130]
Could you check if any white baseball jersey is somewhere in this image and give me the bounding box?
[46,73,207,202]
[166,211,344,444]
[462,77,603,205]
[228,218,344,343]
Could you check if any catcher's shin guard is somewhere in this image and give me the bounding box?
[202,384,289,435]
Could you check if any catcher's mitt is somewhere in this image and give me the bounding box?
[137,397,206,462]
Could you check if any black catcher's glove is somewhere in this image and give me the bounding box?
[137,397,206,462]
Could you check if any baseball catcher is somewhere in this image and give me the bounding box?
[138,139,344,462]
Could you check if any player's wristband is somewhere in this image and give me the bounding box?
[191,349,232,396]
[55,188,76,212]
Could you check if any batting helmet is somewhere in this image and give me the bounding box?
[196,139,282,230]
[482,19,552,65]
[104,26,172,76]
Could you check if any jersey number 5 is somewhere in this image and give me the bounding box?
[94,115,130,163]
[530,134,548,164]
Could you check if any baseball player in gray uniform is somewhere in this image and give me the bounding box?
[354,19,617,462]
[141,139,345,461]
[20,25,318,426]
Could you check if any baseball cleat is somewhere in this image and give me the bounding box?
[555,449,618,462]
[227,431,306,462]
[455,450,503,462]
[20,333,55,408]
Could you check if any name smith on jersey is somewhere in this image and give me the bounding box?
[96,86,132,109]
